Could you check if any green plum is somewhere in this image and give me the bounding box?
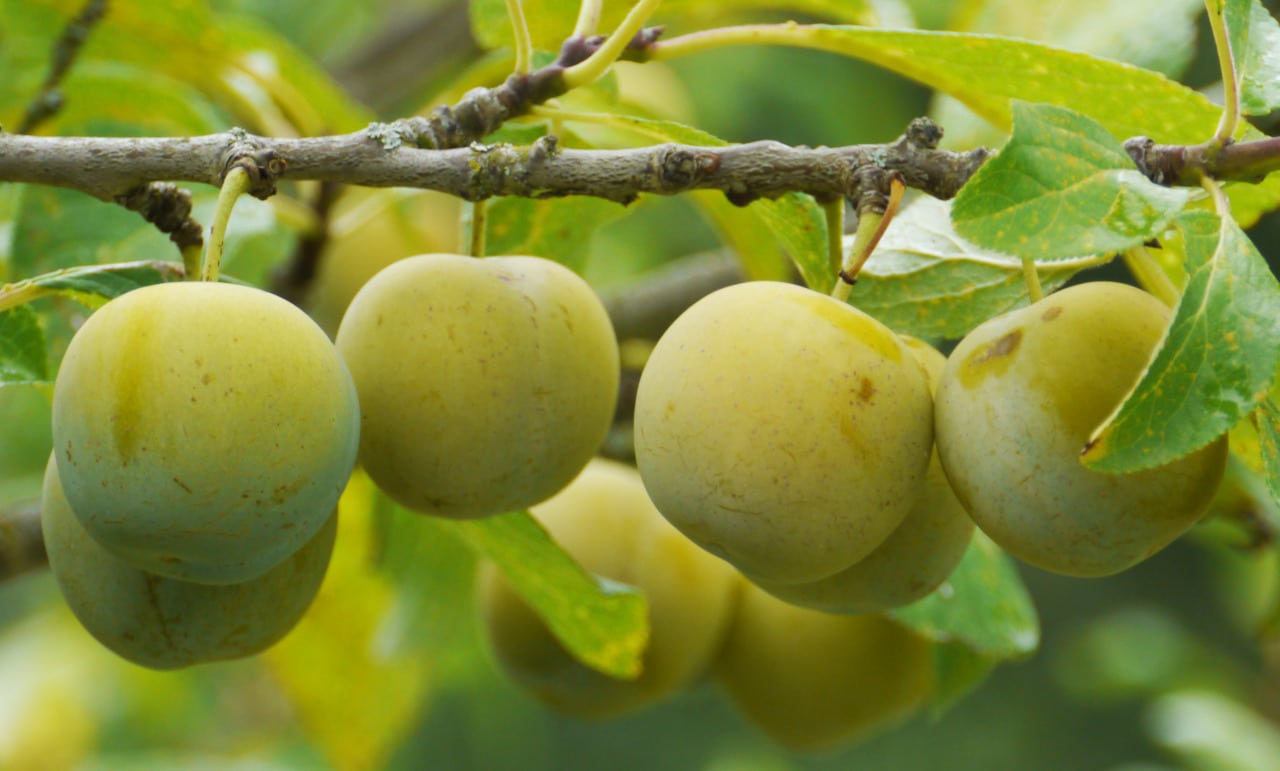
[335,254,619,519]
[52,281,359,584]
[41,455,336,670]
[754,337,974,612]
[716,581,933,751]
[934,282,1228,577]
[634,281,934,584]
[478,458,740,718]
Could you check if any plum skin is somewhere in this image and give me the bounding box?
[335,254,619,519]
[934,282,1228,578]
[634,281,934,584]
[478,458,740,718]
[52,281,359,584]
[715,581,933,751]
[754,337,974,612]
[41,454,336,670]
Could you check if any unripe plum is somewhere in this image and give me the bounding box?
[754,337,973,612]
[41,455,336,670]
[716,581,933,751]
[633,281,933,584]
[478,458,739,718]
[335,254,619,518]
[52,282,359,584]
[934,282,1228,577]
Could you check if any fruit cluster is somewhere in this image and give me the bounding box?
[482,279,1229,750]
[43,253,620,669]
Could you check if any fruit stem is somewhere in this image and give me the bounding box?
[506,0,534,75]
[830,176,903,301]
[822,197,845,278]
[201,166,253,283]
[1020,258,1043,302]
[181,243,202,279]
[1206,0,1241,149]
[469,199,489,258]
[574,0,604,37]
[562,0,664,90]
[1122,245,1180,308]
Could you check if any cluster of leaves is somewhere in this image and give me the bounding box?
[3,0,1280,767]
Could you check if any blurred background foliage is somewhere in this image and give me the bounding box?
[3,0,1280,769]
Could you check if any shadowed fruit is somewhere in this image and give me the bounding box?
[41,455,336,670]
[754,337,974,612]
[934,282,1228,577]
[335,254,619,518]
[479,458,739,718]
[633,281,933,584]
[716,581,933,751]
[52,282,359,584]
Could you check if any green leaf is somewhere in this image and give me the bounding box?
[575,113,830,288]
[468,0,885,51]
[689,192,795,282]
[1229,0,1280,116]
[1257,394,1280,511]
[890,532,1039,659]
[1084,210,1280,472]
[0,305,49,386]
[446,511,649,679]
[951,102,1192,260]
[854,195,1097,338]
[2,260,187,308]
[720,25,1280,226]
[483,197,629,274]
[930,642,996,713]
[1147,690,1280,771]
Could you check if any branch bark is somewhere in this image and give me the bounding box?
[0,500,45,581]
[0,118,988,206]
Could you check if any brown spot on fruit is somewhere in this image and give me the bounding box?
[858,377,876,402]
[1042,305,1063,322]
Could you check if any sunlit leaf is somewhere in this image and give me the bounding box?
[855,195,1097,338]
[468,0,885,51]
[690,191,794,282]
[1225,0,1280,116]
[446,511,648,679]
[483,197,629,274]
[1084,211,1280,472]
[891,532,1039,659]
[951,102,1191,261]
[693,24,1280,226]
[0,306,49,386]
[265,473,432,771]
[1147,690,1280,771]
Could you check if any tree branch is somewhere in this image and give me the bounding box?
[0,117,987,206]
[17,0,108,134]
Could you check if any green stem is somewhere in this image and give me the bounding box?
[573,0,604,37]
[822,198,845,278]
[830,210,883,302]
[1020,258,1044,302]
[181,243,202,279]
[505,0,534,75]
[202,166,253,283]
[562,0,664,90]
[1122,245,1180,308]
[0,282,50,314]
[651,24,790,62]
[1202,174,1232,217]
[1206,0,1240,147]
[469,199,489,257]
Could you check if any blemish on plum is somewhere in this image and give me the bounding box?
[1042,305,1063,322]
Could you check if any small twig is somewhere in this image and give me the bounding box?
[562,0,665,90]
[0,500,46,581]
[831,171,904,301]
[1122,245,1180,307]
[17,0,108,134]
[114,182,205,274]
[271,182,340,305]
[469,199,489,257]
[1206,0,1241,148]
[506,0,534,75]
[574,0,604,37]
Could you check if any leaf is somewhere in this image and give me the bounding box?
[1147,690,1280,771]
[1084,210,1280,472]
[689,192,794,282]
[1257,394,1280,511]
[483,197,629,274]
[930,642,996,713]
[1230,0,1280,116]
[724,24,1280,226]
[890,532,1039,659]
[575,113,831,288]
[468,0,885,51]
[1,260,188,308]
[0,306,49,386]
[264,473,432,771]
[951,102,1192,261]
[854,195,1097,338]
[445,511,649,679]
